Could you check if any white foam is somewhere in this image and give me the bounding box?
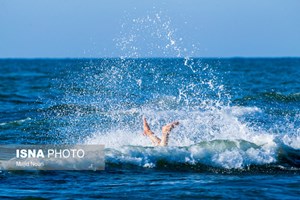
[84,112,278,169]
[0,117,31,126]
[101,139,278,169]
[282,134,300,149]
[84,103,279,169]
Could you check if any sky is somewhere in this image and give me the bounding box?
[0,0,300,58]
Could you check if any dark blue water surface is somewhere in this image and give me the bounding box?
[0,58,300,199]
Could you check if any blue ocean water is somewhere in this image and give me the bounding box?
[0,58,300,199]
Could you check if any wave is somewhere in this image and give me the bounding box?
[82,103,299,172]
[0,117,31,126]
[103,140,299,172]
[235,92,300,104]
[1,139,297,173]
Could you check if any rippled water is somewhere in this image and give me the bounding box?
[0,58,299,199]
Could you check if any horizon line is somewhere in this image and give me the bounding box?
[0,56,300,60]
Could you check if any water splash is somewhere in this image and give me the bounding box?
[115,11,195,58]
[45,12,300,170]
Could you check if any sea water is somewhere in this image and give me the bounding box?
[0,58,299,199]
